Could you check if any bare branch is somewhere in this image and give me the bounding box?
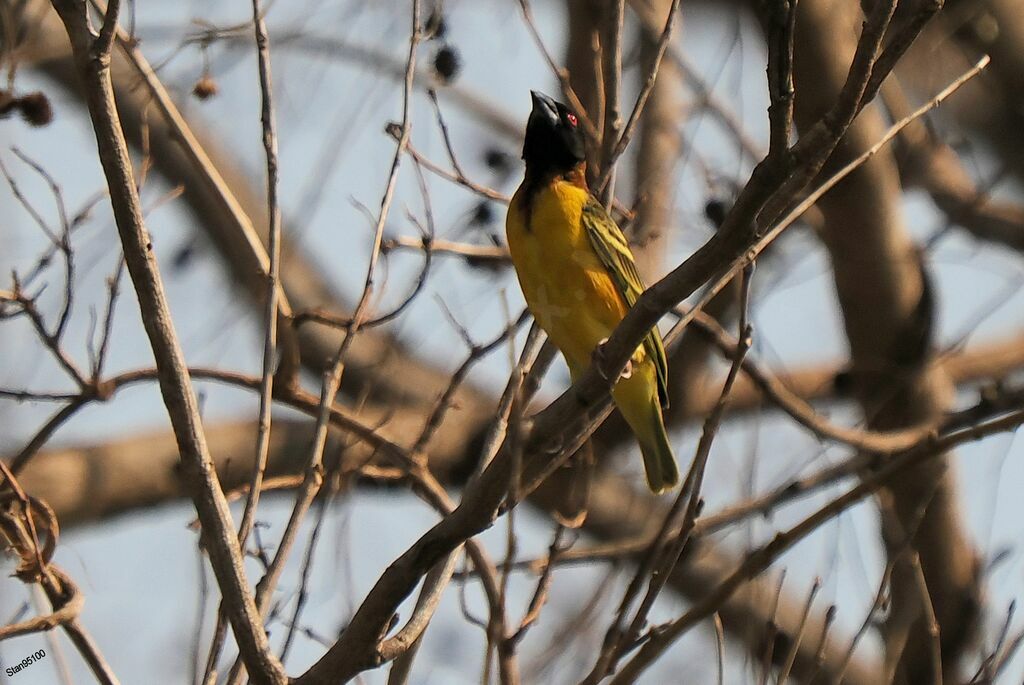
[45,1,285,680]
[594,0,682,197]
[609,403,1023,683]
[235,0,282,590]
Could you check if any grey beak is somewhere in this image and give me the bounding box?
[530,90,560,126]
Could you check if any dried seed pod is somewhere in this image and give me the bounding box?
[16,92,53,127]
[432,44,461,84]
[192,75,219,100]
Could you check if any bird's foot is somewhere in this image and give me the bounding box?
[592,339,632,381]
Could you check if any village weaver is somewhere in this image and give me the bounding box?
[505,91,680,493]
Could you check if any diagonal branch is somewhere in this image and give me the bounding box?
[293,42,983,685]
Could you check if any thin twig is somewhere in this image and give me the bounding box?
[713,613,725,685]
[598,0,625,207]
[278,473,342,664]
[207,6,283,678]
[412,310,529,457]
[61,619,120,685]
[506,526,565,646]
[428,88,466,180]
[594,0,682,197]
[517,0,600,142]
[382,235,509,261]
[225,3,423,682]
[10,398,89,474]
[608,405,1004,684]
[987,624,1024,682]
[766,0,798,163]
[805,605,837,683]
[758,570,787,685]
[910,552,943,685]
[776,577,822,683]
[235,0,282,560]
[969,601,1015,683]
[584,281,753,684]
[4,288,88,390]
[91,257,125,380]
[687,311,937,453]
[8,148,75,341]
[400,137,509,203]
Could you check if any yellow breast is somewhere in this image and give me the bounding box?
[506,179,629,372]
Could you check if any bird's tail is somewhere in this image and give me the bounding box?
[613,365,680,494]
[637,409,679,494]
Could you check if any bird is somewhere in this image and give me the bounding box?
[505,90,680,493]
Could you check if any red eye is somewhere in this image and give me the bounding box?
[566,113,578,127]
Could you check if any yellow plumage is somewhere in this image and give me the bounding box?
[506,177,679,493]
[507,180,625,362]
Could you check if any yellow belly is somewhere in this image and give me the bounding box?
[506,180,634,373]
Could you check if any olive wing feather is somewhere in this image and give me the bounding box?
[581,198,670,409]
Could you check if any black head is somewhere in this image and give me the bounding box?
[522,91,585,179]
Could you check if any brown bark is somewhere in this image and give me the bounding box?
[886,77,1024,254]
[566,0,606,180]
[789,1,981,681]
[629,0,681,279]
[896,0,1024,185]
[17,420,321,528]
[943,0,1024,132]
[686,333,1024,419]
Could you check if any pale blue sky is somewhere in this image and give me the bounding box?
[2,1,1023,682]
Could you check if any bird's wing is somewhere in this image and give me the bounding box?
[581,197,670,409]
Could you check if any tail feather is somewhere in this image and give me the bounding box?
[638,411,679,494]
[611,363,680,494]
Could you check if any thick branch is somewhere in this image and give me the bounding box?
[788,1,979,680]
